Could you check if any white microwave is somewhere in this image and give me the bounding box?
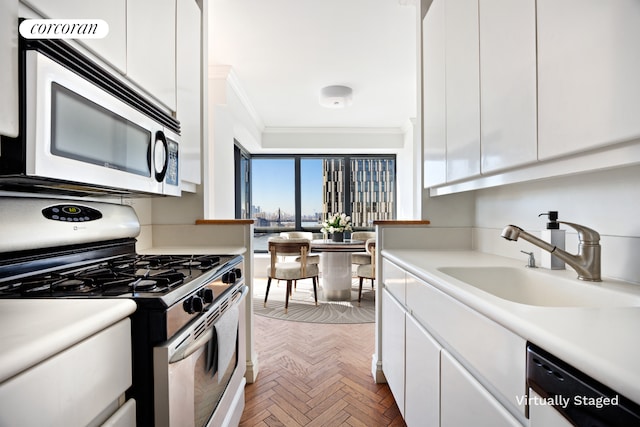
[0,37,180,197]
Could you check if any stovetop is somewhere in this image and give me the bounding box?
[0,253,242,308]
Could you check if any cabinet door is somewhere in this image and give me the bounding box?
[528,389,573,427]
[21,0,126,72]
[176,0,202,187]
[382,259,406,303]
[0,0,18,137]
[405,315,440,427]
[445,0,480,182]
[479,0,537,173]
[537,0,640,159]
[441,350,521,427]
[423,0,446,187]
[127,0,176,111]
[381,289,405,416]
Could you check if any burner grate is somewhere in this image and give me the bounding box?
[0,253,237,300]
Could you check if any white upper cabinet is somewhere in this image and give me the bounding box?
[479,0,537,173]
[424,0,640,194]
[537,0,640,159]
[21,0,126,73]
[1,0,18,137]
[176,0,202,187]
[127,0,176,111]
[423,0,446,187]
[445,0,480,182]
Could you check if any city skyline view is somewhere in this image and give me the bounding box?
[251,158,324,218]
[249,156,395,229]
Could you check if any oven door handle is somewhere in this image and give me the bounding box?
[169,285,248,364]
[169,328,212,364]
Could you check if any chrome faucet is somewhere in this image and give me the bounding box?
[501,222,601,281]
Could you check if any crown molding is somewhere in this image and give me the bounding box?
[208,65,265,131]
[262,126,406,135]
[402,118,416,134]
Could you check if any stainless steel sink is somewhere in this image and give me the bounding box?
[437,266,640,307]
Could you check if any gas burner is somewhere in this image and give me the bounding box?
[181,260,202,267]
[55,278,92,292]
[130,279,157,291]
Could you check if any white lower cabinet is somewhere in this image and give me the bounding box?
[382,258,527,426]
[381,289,406,417]
[441,350,521,427]
[405,314,441,427]
[0,319,133,426]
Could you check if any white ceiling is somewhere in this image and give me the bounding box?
[210,0,417,131]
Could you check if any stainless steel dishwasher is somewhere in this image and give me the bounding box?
[527,343,640,427]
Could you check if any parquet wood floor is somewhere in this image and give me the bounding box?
[240,315,406,427]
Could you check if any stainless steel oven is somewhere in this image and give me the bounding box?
[0,34,180,196]
[0,197,248,427]
[154,284,248,427]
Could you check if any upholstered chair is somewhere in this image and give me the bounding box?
[265,237,319,313]
[351,231,376,266]
[355,238,376,305]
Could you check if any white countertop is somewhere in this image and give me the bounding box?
[0,299,136,384]
[382,249,640,405]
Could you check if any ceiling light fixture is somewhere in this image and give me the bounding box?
[319,85,353,108]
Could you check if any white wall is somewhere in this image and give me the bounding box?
[449,164,640,284]
[396,119,419,220]
[205,67,262,219]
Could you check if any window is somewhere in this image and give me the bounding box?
[251,157,295,230]
[300,158,324,227]
[235,153,396,251]
[234,143,250,219]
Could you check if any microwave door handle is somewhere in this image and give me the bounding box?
[154,130,169,182]
[169,328,213,364]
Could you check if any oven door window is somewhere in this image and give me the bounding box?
[51,83,151,177]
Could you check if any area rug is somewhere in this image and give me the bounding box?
[252,277,375,324]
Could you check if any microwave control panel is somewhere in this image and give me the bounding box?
[166,140,179,186]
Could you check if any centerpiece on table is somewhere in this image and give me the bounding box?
[321,213,353,242]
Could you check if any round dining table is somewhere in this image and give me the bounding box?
[311,239,366,301]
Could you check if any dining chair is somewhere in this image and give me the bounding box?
[265,237,319,313]
[355,238,376,305]
[279,231,320,264]
[351,231,376,266]
[278,231,320,290]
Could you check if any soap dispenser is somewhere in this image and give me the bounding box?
[539,211,565,270]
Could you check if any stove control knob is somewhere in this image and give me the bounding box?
[183,296,204,313]
[222,271,236,284]
[202,288,214,303]
[233,268,242,279]
[192,296,204,312]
